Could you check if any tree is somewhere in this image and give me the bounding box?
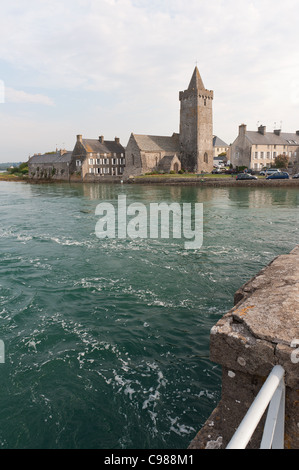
[275,154,289,169]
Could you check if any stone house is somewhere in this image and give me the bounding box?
[123,133,181,177]
[70,135,126,179]
[213,136,229,158]
[231,124,299,170]
[28,150,72,180]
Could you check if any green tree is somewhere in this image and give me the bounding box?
[275,154,289,169]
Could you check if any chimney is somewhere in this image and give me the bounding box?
[239,124,247,135]
[99,136,104,143]
[258,125,266,135]
[274,129,281,136]
[77,134,82,143]
[115,137,120,144]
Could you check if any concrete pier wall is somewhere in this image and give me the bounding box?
[189,245,299,449]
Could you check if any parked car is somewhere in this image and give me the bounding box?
[266,172,289,180]
[260,169,280,176]
[236,173,258,180]
[292,173,299,179]
[212,168,222,174]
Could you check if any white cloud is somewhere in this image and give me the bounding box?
[5,87,54,106]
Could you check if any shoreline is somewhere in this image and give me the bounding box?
[127,176,299,187]
[1,174,299,187]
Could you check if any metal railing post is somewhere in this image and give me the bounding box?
[226,365,285,449]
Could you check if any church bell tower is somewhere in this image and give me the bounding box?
[179,67,213,173]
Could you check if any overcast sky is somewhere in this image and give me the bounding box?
[1,0,299,162]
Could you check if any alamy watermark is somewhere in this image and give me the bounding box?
[95,195,203,249]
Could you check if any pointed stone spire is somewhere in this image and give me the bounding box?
[188,66,205,91]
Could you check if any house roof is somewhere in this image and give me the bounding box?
[213,136,228,147]
[244,130,299,146]
[132,133,180,153]
[29,151,72,164]
[82,139,125,154]
[279,132,299,145]
[245,131,286,145]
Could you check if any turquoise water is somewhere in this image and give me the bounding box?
[0,181,298,449]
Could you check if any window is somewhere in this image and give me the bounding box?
[112,158,117,165]
[89,168,94,174]
[255,152,258,159]
[267,152,270,158]
[89,158,94,165]
[76,160,81,166]
[260,152,264,158]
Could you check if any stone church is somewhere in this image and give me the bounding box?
[124,67,214,177]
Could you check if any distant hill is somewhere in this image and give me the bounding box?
[0,162,24,170]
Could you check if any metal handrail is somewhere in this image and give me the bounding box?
[226,365,285,449]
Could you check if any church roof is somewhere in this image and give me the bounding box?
[188,66,205,91]
[132,133,180,153]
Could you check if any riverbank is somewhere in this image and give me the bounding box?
[128,176,299,187]
[0,174,27,182]
[1,173,299,187]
